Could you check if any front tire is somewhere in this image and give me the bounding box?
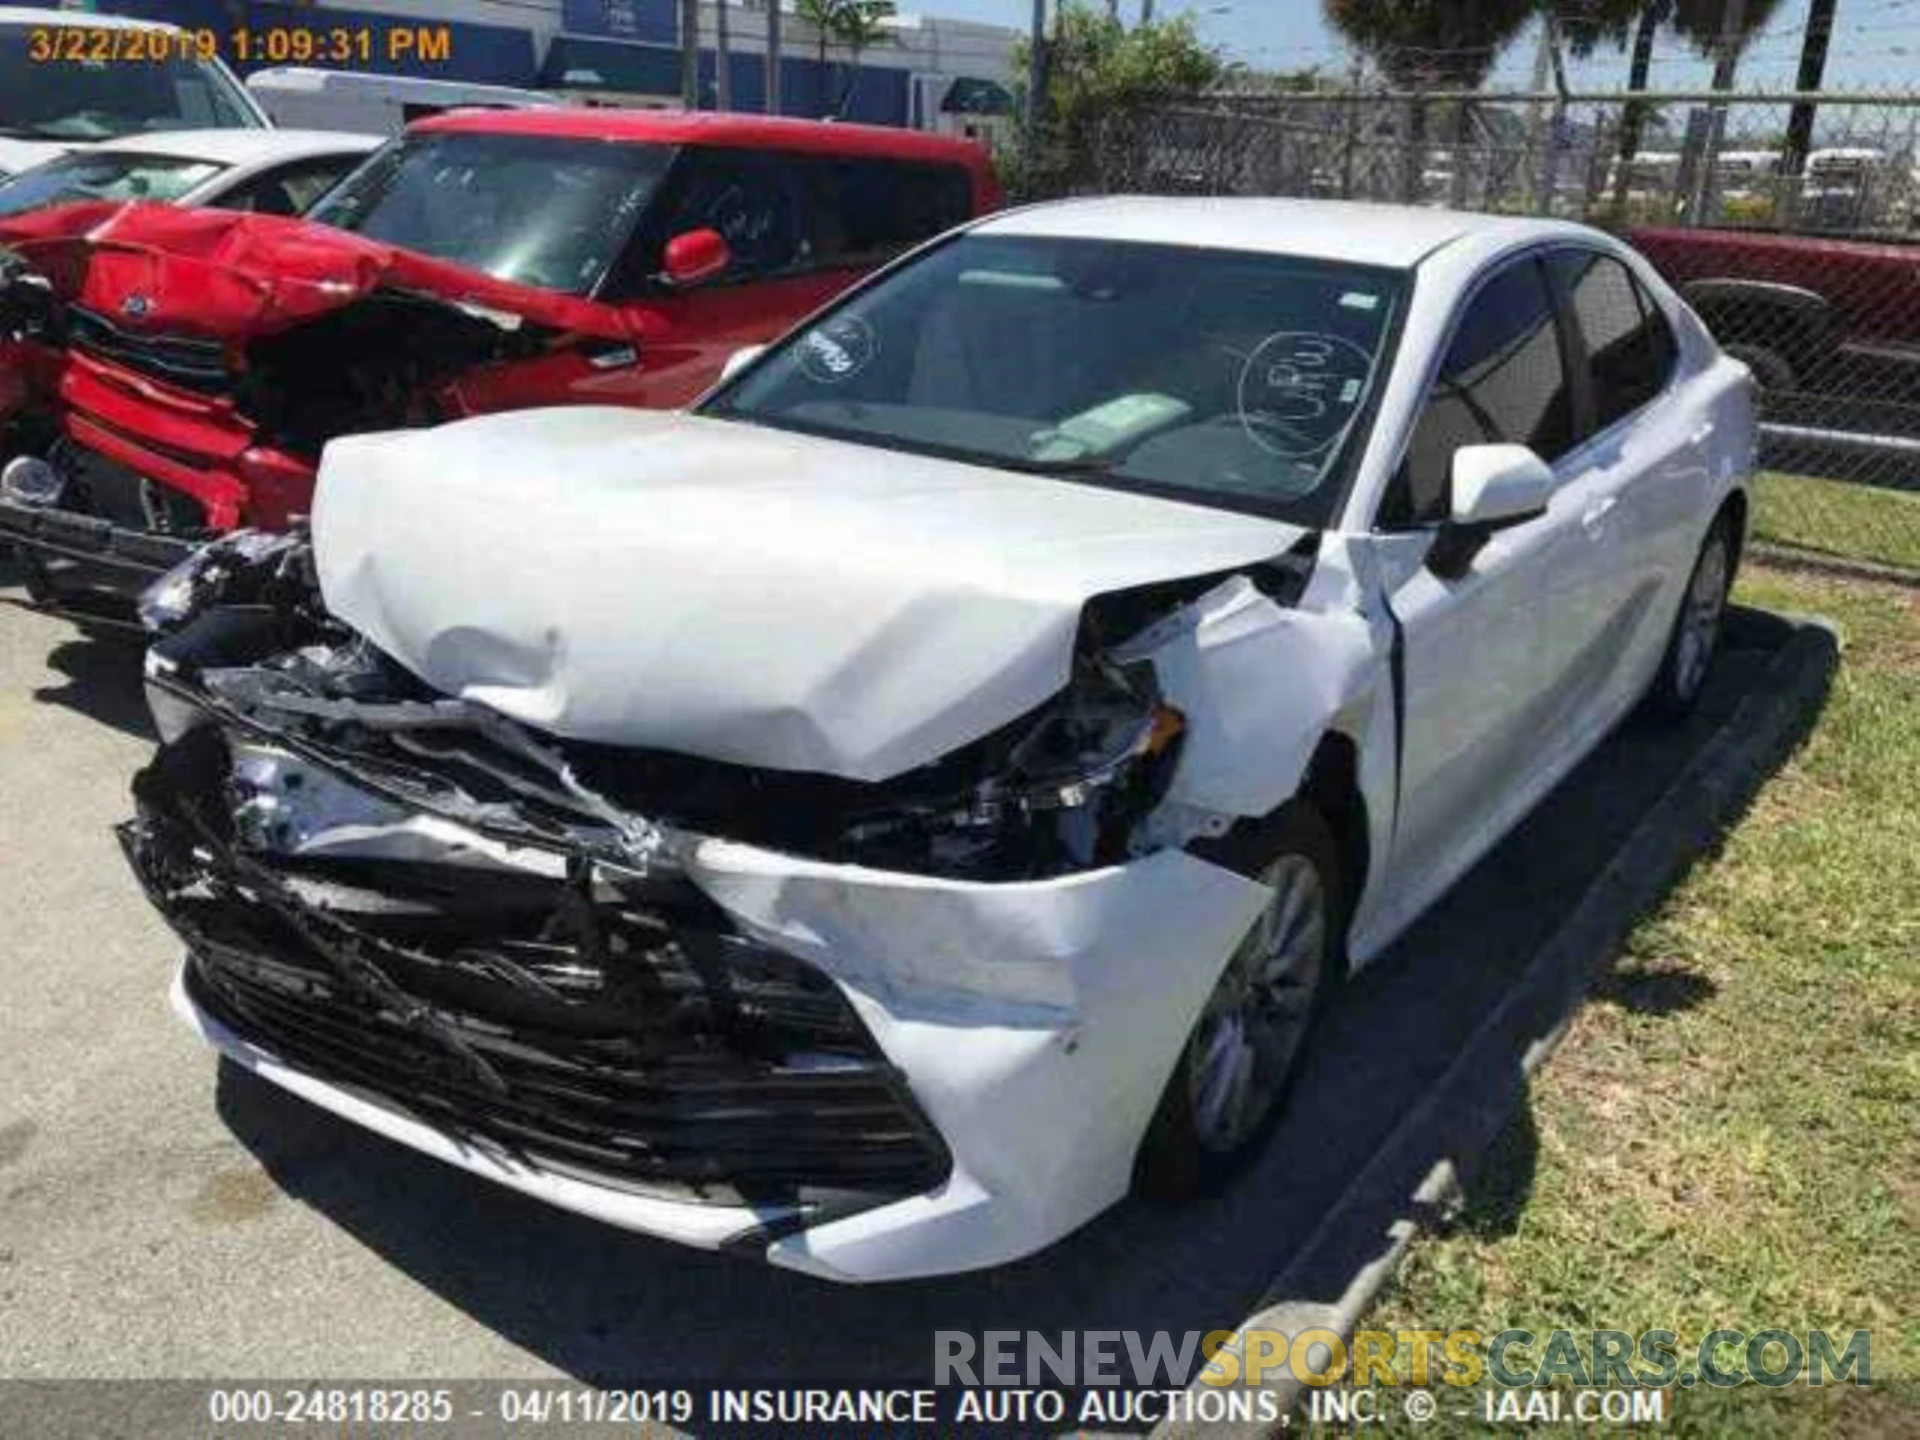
[1134,803,1344,1200]
[1643,511,1736,721]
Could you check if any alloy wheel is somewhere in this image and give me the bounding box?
[1187,854,1327,1155]
[1674,533,1730,702]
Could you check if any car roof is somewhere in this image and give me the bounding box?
[0,6,180,28]
[68,129,379,165]
[412,107,991,167]
[971,196,1576,270]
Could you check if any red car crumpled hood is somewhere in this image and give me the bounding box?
[0,201,632,341]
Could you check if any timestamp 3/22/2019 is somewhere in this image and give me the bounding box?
[28,24,454,67]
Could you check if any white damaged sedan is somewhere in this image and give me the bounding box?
[125,198,1755,1282]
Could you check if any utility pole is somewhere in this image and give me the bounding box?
[680,0,700,109]
[1782,0,1838,183]
[1612,4,1660,187]
[1026,0,1048,154]
[1686,0,1746,224]
[1141,0,1155,21]
[1524,15,1552,211]
[766,0,783,114]
[715,0,731,110]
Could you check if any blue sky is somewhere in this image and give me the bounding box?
[926,0,1920,91]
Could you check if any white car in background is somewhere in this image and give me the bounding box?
[245,66,563,137]
[124,198,1756,1282]
[0,129,378,219]
[0,7,267,181]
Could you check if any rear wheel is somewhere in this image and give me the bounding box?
[1643,512,1736,722]
[1134,804,1344,1200]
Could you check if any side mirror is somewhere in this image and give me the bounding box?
[659,227,731,288]
[719,344,766,384]
[1429,443,1554,578]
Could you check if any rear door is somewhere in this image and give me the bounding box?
[1539,247,1704,748]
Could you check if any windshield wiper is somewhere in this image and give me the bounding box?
[1004,453,1120,476]
[0,123,69,141]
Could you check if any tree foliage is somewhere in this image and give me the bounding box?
[1322,0,1534,88]
[795,0,896,115]
[1546,0,1657,59]
[1016,1,1222,129]
[1667,0,1788,57]
[1007,2,1223,195]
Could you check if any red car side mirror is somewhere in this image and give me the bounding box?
[661,228,731,288]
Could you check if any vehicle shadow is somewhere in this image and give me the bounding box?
[210,606,1833,1391]
[29,631,153,740]
[0,555,155,739]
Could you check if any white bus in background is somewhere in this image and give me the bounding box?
[1607,149,1683,199]
[1713,149,1781,193]
[245,67,563,137]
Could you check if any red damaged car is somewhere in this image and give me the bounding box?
[0,108,999,619]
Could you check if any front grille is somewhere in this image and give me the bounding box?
[122,748,950,1206]
[67,306,233,397]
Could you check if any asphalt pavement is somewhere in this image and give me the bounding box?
[0,556,1809,1390]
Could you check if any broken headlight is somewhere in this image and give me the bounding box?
[840,659,1185,877]
[138,529,311,634]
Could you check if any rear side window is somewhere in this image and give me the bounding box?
[1388,258,1573,525]
[1551,250,1677,433]
[798,157,974,267]
[214,157,363,216]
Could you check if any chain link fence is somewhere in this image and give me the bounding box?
[1035,86,1920,575]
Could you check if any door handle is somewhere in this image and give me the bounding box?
[1581,495,1617,535]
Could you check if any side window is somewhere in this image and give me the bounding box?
[1388,258,1573,526]
[651,149,802,281]
[1551,250,1677,433]
[800,157,974,268]
[214,158,363,217]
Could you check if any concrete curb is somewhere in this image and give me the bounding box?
[1751,540,1920,590]
[1155,615,1841,1440]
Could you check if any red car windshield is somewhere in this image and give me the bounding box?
[307,130,674,297]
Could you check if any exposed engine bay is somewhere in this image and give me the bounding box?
[140,529,1235,883]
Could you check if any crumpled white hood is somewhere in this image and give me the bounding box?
[312,407,1304,781]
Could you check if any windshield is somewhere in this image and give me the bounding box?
[306,132,675,296]
[705,234,1406,525]
[0,25,259,141]
[0,151,224,217]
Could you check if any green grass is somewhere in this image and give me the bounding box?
[1359,565,1920,1436]
[1752,472,1920,573]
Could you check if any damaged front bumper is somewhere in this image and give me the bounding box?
[129,645,1274,1281]
[0,492,197,623]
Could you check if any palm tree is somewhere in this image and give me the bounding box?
[796,0,897,118]
[1323,0,1535,89]
[767,0,784,114]
[1324,0,1535,201]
